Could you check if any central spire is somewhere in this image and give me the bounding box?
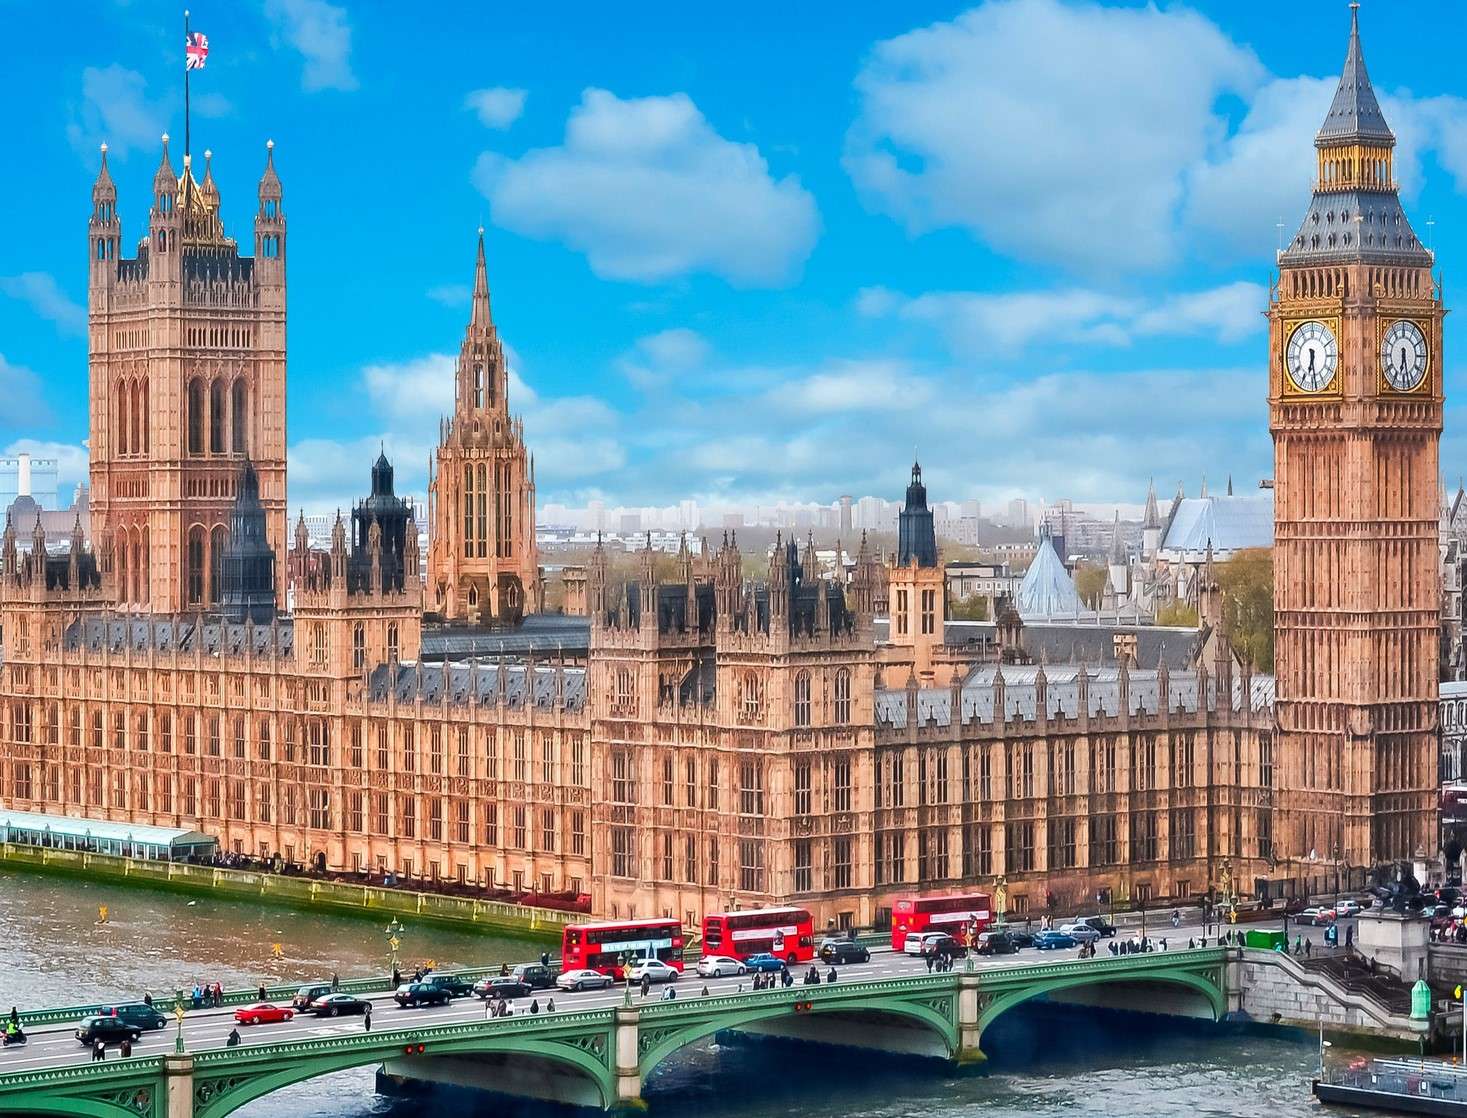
[1317,4,1392,145]
[470,226,492,330]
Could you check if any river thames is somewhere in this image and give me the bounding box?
[0,870,1334,1117]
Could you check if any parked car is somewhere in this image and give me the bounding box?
[696,956,747,978]
[1033,931,1079,951]
[917,933,967,959]
[102,1003,168,1031]
[310,993,370,1017]
[557,969,614,992]
[423,973,475,998]
[509,964,556,990]
[1074,916,1117,937]
[75,1016,141,1046]
[292,983,334,1011]
[743,953,785,973]
[1004,929,1036,949]
[818,939,871,965]
[1058,922,1102,943]
[474,976,532,1000]
[1298,907,1336,926]
[975,931,1021,956]
[1334,899,1362,917]
[233,1003,294,1026]
[626,959,680,984]
[394,982,452,1009]
[903,932,942,956]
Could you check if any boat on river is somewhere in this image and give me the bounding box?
[1314,1057,1467,1115]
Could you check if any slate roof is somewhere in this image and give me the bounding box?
[1160,494,1273,557]
[874,665,1274,729]
[63,614,294,658]
[365,660,586,710]
[420,614,591,661]
[1015,535,1083,619]
[1317,8,1392,143]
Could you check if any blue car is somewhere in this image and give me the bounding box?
[1034,931,1078,951]
[744,953,784,973]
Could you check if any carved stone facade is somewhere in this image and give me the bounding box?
[1269,9,1442,873]
[88,140,287,616]
[426,234,540,625]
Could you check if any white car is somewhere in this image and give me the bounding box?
[626,959,680,984]
[1335,899,1362,917]
[696,956,747,978]
[1058,922,1101,943]
[556,968,614,992]
[903,932,948,956]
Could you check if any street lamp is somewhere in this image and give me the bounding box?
[385,917,405,977]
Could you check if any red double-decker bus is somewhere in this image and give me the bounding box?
[890,892,992,951]
[561,918,685,978]
[702,907,815,963]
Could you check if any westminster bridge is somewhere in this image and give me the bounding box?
[0,945,1428,1118]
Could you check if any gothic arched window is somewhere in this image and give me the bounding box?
[794,670,811,727]
[187,379,205,456]
[231,379,247,454]
[115,380,129,455]
[352,623,365,671]
[473,363,484,409]
[387,623,399,663]
[209,380,225,454]
[209,525,227,604]
[186,526,206,606]
[835,668,852,725]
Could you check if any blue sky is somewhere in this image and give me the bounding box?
[6,0,1467,516]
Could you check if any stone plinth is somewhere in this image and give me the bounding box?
[1355,911,1431,980]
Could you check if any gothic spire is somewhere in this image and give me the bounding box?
[471,226,492,330]
[1143,478,1160,530]
[1317,5,1393,145]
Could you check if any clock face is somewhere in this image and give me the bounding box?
[1380,320,1428,392]
[1285,320,1339,393]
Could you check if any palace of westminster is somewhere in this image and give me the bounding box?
[0,12,1447,928]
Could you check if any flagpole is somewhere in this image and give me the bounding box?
[184,8,191,162]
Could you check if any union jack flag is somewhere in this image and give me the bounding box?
[186,31,209,71]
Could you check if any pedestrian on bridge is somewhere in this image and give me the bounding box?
[364,1003,372,1032]
[257,985,267,1002]
[92,1038,105,1062]
[331,973,340,992]
[120,1039,132,1059]
[227,1029,240,1048]
[641,975,651,998]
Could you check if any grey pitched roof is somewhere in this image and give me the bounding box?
[1279,188,1431,267]
[420,614,590,661]
[1317,8,1393,144]
[874,665,1274,730]
[366,660,586,711]
[1160,494,1273,556]
[63,614,294,658]
[1015,536,1084,619]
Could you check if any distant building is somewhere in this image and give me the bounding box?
[0,455,59,511]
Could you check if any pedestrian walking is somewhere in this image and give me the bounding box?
[1305,938,1312,957]
[392,968,402,988]
[92,1037,105,1062]
[541,951,550,968]
[641,975,651,998]
[364,1004,372,1031]
[120,1038,132,1058]
[258,985,267,1002]
[213,982,223,1006]
[331,973,340,992]
[827,968,838,983]
[226,1028,240,1047]
[925,954,934,974]
[143,994,153,1008]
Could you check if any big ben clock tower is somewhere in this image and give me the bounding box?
[1271,5,1443,879]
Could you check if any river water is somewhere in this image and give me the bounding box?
[0,870,1337,1117]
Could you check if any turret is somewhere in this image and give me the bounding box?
[89,144,120,289]
[767,532,789,627]
[254,139,285,293]
[148,134,182,290]
[1142,478,1162,557]
[330,511,348,583]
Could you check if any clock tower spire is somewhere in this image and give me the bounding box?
[1270,5,1443,880]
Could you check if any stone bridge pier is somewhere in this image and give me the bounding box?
[613,1007,646,1111]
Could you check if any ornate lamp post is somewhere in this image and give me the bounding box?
[385,917,405,976]
[173,999,186,1055]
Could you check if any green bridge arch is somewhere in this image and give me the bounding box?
[977,960,1228,1036]
[636,988,962,1078]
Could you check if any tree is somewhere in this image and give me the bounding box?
[1155,600,1199,627]
[1074,564,1108,609]
[949,594,989,621]
[1217,548,1273,672]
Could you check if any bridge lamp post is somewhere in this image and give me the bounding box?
[385,918,405,977]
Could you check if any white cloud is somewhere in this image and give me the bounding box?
[862,281,1265,355]
[845,0,1261,274]
[362,354,454,419]
[618,328,711,388]
[0,274,86,336]
[426,284,469,308]
[67,66,164,159]
[466,87,528,129]
[475,89,820,285]
[0,358,52,431]
[775,359,932,412]
[264,0,358,93]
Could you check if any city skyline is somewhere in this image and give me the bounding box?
[7,0,1467,517]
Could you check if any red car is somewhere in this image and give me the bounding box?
[233,1003,294,1026]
